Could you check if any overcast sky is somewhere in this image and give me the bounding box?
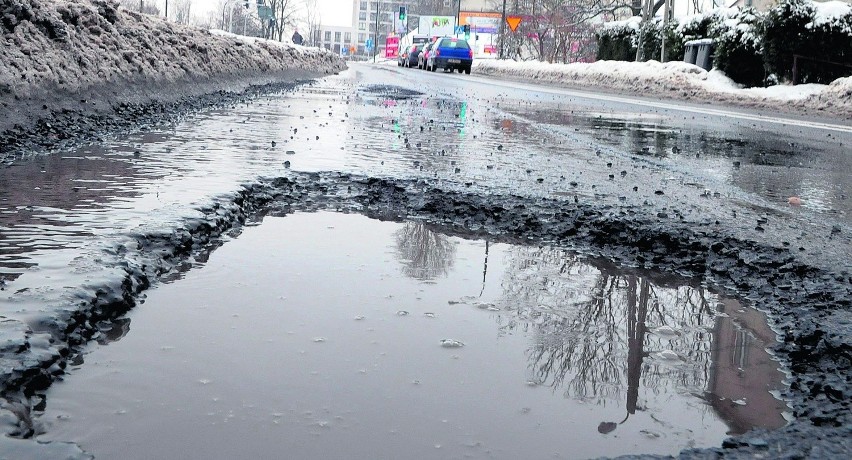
[189,0,354,27]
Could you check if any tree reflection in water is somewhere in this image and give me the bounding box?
[394,222,457,281]
[500,246,718,428]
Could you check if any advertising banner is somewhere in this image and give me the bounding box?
[418,16,456,37]
[459,12,502,34]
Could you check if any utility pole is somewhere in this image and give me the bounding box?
[499,0,506,59]
[661,0,672,62]
[373,1,379,63]
[165,0,168,19]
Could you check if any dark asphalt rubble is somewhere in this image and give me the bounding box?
[0,170,849,457]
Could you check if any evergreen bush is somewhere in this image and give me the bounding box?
[639,18,663,61]
[712,8,766,87]
[596,18,639,61]
[762,0,818,82]
[594,1,851,86]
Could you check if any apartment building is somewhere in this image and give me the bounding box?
[314,24,358,55]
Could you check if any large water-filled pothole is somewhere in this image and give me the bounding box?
[35,212,788,458]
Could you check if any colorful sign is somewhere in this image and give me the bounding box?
[385,35,399,58]
[506,15,522,32]
[459,12,501,34]
[418,16,456,37]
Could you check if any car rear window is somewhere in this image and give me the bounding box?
[440,39,470,50]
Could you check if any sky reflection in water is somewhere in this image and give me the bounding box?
[37,212,787,459]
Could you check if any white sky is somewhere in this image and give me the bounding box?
[189,0,354,27]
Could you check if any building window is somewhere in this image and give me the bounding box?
[360,1,367,10]
[358,22,366,30]
[359,12,366,20]
[344,32,351,42]
[334,31,341,42]
[358,33,366,42]
[324,31,331,41]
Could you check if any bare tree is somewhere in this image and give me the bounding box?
[119,0,160,15]
[302,0,322,46]
[172,0,192,25]
[498,245,716,414]
[481,0,670,62]
[259,0,300,40]
[394,223,457,280]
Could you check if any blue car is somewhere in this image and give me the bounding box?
[425,37,473,74]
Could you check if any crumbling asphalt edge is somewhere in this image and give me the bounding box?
[0,171,849,457]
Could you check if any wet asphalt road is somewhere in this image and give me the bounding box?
[0,62,851,457]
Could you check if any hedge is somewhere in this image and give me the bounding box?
[595,0,852,86]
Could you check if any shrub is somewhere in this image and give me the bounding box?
[763,0,852,83]
[712,8,766,87]
[639,18,663,61]
[596,17,639,61]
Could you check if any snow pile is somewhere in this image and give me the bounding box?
[472,58,851,116]
[809,0,852,31]
[0,0,346,100]
[474,58,712,95]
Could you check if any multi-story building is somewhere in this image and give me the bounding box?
[314,24,357,56]
[352,1,458,54]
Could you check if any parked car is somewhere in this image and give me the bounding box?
[418,41,436,70]
[398,45,410,66]
[398,44,421,68]
[425,37,473,74]
[405,44,422,67]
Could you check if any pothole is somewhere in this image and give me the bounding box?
[34,211,789,459]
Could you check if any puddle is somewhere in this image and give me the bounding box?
[503,104,851,222]
[34,212,788,459]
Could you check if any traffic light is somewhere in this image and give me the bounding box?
[399,6,406,21]
[463,24,470,34]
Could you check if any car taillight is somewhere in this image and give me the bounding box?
[469,49,473,58]
[435,49,440,57]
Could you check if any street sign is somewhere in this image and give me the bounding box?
[365,37,373,50]
[506,16,522,32]
[257,5,273,20]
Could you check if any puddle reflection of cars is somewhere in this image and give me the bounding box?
[425,37,473,74]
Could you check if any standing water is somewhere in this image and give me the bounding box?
[35,212,788,459]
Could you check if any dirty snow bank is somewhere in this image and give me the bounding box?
[473,59,852,117]
[0,0,345,136]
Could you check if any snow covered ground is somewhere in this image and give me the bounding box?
[0,0,342,99]
[1,0,848,141]
[1,0,345,137]
[376,55,849,117]
[471,59,852,117]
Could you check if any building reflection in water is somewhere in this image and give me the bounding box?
[495,245,787,436]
